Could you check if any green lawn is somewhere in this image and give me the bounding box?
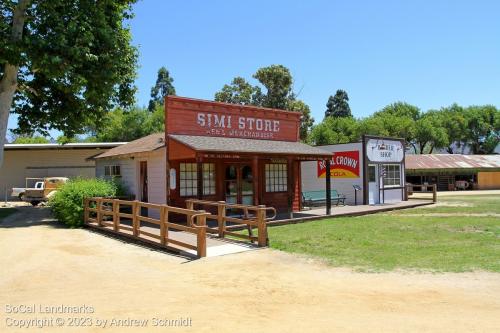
[393,195,500,215]
[0,208,17,222]
[268,195,500,272]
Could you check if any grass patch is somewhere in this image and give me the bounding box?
[0,208,17,222]
[395,195,500,215]
[269,195,500,272]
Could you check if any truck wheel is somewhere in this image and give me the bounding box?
[18,193,25,201]
[31,201,40,206]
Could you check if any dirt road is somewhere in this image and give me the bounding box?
[1,207,499,332]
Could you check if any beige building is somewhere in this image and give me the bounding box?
[1,142,125,199]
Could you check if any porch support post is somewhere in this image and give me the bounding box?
[326,159,331,215]
[196,156,203,200]
[252,156,259,205]
[287,157,294,219]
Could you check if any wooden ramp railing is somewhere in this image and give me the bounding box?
[84,197,210,258]
[406,184,437,203]
[185,199,276,247]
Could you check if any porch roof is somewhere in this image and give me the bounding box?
[168,134,331,158]
[95,132,165,159]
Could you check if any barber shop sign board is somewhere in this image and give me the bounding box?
[317,151,360,178]
[366,139,404,163]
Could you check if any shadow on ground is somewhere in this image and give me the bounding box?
[0,206,65,228]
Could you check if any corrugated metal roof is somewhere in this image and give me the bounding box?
[405,154,500,171]
[169,134,331,157]
[95,133,165,159]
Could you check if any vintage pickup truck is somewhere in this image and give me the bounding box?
[11,177,69,206]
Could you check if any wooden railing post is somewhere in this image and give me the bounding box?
[96,198,103,226]
[112,200,119,232]
[196,211,207,258]
[186,200,194,211]
[132,200,140,237]
[83,198,89,224]
[432,184,437,203]
[257,205,268,247]
[244,207,254,240]
[160,206,167,246]
[217,201,226,238]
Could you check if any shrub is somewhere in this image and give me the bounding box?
[49,178,120,228]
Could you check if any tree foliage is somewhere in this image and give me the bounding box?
[464,105,499,154]
[214,77,262,105]
[310,101,499,155]
[325,90,352,118]
[309,116,359,145]
[1,0,138,166]
[287,99,314,141]
[148,66,175,111]
[253,65,293,109]
[95,104,164,142]
[214,65,313,140]
[11,135,49,144]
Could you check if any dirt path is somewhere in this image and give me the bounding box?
[1,207,499,332]
[387,213,500,217]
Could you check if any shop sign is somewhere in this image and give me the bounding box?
[196,113,280,139]
[166,96,300,142]
[317,151,360,178]
[366,139,404,162]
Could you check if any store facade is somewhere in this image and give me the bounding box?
[302,135,406,205]
[165,96,331,214]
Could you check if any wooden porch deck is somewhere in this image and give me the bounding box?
[271,199,433,225]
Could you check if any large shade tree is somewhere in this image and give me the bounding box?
[464,105,500,154]
[0,0,138,166]
[214,65,313,140]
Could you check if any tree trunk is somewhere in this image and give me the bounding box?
[0,0,30,167]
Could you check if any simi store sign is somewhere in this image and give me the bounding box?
[196,113,280,139]
[317,151,360,178]
[165,96,301,142]
[366,139,404,163]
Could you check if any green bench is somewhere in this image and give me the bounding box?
[302,190,346,207]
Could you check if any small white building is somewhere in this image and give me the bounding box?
[94,133,167,210]
[301,136,406,205]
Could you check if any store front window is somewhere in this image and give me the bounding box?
[265,163,287,192]
[180,163,216,197]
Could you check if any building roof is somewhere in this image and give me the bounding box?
[405,154,500,172]
[4,142,126,150]
[95,133,165,159]
[169,134,331,157]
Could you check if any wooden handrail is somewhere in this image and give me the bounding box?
[84,197,210,258]
[406,184,437,203]
[185,199,272,247]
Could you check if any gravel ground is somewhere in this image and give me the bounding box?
[1,207,499,333]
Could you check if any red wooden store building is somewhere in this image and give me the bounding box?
[164,96,330,214]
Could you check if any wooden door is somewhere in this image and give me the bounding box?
[140,161,148,202]
[224,164,253,205]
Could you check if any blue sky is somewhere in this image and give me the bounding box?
[7,0,500,135]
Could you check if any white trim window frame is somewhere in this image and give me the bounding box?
[382,164,401,187]
[104,165,121,177]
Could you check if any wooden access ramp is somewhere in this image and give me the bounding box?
[83,198,272,258]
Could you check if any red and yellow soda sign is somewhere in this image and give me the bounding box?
[317,151,360,178]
